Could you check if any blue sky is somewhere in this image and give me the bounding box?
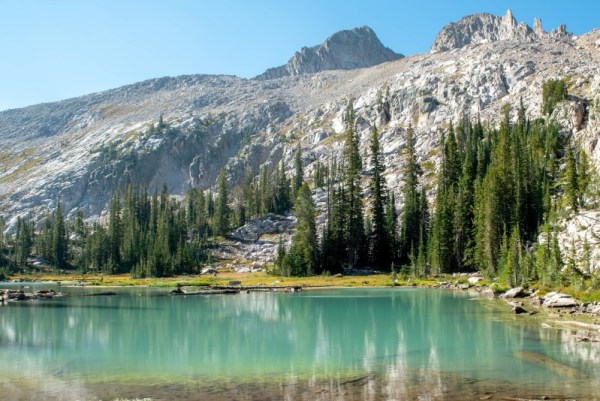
[0,0,598,111]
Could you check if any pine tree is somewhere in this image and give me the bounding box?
[107,190,122,272]
[399,125,422,264]
[293,145,303,198]
[284,184,317,276]
[502,226,522,287]
[51,200,68,269]
[14,216,33,269]
[341,100,365,267]
[214,169,229,236]
[368,125,390,268]
[385,192,399,263]
[578,150,591,207]
[272,162,291,214]
[564,144,579,212]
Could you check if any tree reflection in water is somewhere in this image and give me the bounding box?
[0,286,599,400]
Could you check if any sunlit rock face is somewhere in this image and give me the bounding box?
[430,9,572,53]
[255,26,402,80]
[1,12,600,268]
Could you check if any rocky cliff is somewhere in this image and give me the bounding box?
[431,9,571,53]
[255,26,402,80]
[1,12,600,267]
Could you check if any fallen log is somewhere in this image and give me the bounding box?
[210,285,302,292]
[170,289,240,296]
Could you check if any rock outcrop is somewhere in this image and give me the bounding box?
[542,292,579,308]
[431,9,571,53]
[255,26,402,80]
[0,12,599,271]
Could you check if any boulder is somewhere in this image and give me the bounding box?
[584,303,600,316]
[500,287,526,299]
[201,267,217,275]
[468,276,483,284]
[542,292,579,308]
[512,305,528,314]
[480,288,495,299]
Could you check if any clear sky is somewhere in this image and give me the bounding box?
[0,0,598,111]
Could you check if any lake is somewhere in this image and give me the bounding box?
[1,286,599,400]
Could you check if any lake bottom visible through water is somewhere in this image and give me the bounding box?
[1,286,599,400]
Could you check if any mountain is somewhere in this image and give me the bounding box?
[255,26,402,80]
[1,12,600,268]
[431,9,571,53]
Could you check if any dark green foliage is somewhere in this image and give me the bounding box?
[398,125,427,269]
[281,184,317,276]
[313,158,327,188]
[36,201,69,269]
[542,78,568,115]
[426,101,581,286]
[321,100,367,272]
[341,100,366,267]
[293,145,303,198]
[14,216,34,269]
[214,169,230,236]
[272,162,292,214]
[368,125,391,269]
[563,145,579,212]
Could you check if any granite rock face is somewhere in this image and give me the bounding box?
[431,9,571,53]
[1,13,600,271]
[256,26,402,80]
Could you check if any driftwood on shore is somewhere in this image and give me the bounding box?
[169,288,240,296]
[169,285,302,296]
[84,291,117,296]
[211,285,302,292]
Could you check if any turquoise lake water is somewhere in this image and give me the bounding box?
[1,286,599,400]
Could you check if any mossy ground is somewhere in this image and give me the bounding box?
[10,271,438,289]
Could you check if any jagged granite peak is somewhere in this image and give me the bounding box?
[255,26,402,80]
[431,9,571,53]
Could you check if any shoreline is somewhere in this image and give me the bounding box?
[3,272,600,332]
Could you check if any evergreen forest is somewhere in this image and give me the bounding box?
[1,88,598,289]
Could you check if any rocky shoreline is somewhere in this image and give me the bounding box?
[3,276,600,340]
[0,288,62,303]
[431,277,600,343]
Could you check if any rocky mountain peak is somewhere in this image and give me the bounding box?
[430,9,571,53]
[255,26,402,80]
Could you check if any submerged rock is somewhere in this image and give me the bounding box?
[481,288,495,299]
[512,305,528,314]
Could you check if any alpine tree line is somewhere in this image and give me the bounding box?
[0,86,595,285]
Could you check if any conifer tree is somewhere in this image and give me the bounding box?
[293,145,303,198]
[51,200,68,269]
[368,125,390,268]
[564,144,579,212]
[214,169,229,236]
[341,100,365,267]
[284,184,317,276]
[107,191,122,272]
[399,125,422,264]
